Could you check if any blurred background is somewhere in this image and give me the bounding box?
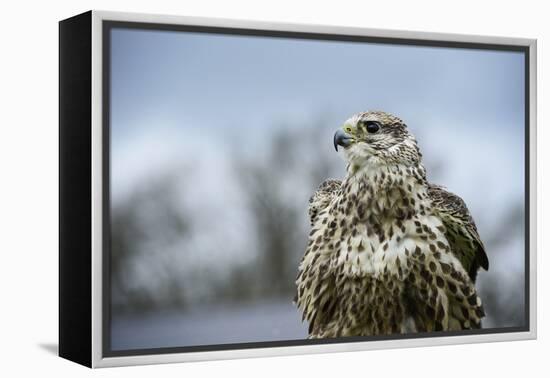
[109,27,526,350]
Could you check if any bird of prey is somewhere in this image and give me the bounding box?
[295,111,488,338]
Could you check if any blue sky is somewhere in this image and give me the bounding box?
[110,28,525,139]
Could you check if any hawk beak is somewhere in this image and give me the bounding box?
[333,129,353,151]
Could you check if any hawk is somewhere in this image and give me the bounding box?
[295,111,489,338]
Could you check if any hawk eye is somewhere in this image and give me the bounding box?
[365,121,381,133]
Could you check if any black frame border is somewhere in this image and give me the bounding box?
[101,20,531,358]
[59,11,93,367]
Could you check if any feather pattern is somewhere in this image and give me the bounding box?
[427,184,489,282]
[295,111,488,337]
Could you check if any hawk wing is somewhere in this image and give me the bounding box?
[427,184,489,282]
[296,179,341,336]
[308,179,342,225]
[402,185,487,332]
[405,245,486,331]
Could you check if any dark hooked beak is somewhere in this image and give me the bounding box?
[333,129,354,151]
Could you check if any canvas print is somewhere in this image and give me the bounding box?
[107,25,526,352]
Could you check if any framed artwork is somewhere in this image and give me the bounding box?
[59,10,537,368]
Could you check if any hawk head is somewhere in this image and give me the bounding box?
[333,111,421,170]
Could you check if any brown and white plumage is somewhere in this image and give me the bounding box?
[295,111,488,338]
[428,184,489,282]
[308,179,342,226]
